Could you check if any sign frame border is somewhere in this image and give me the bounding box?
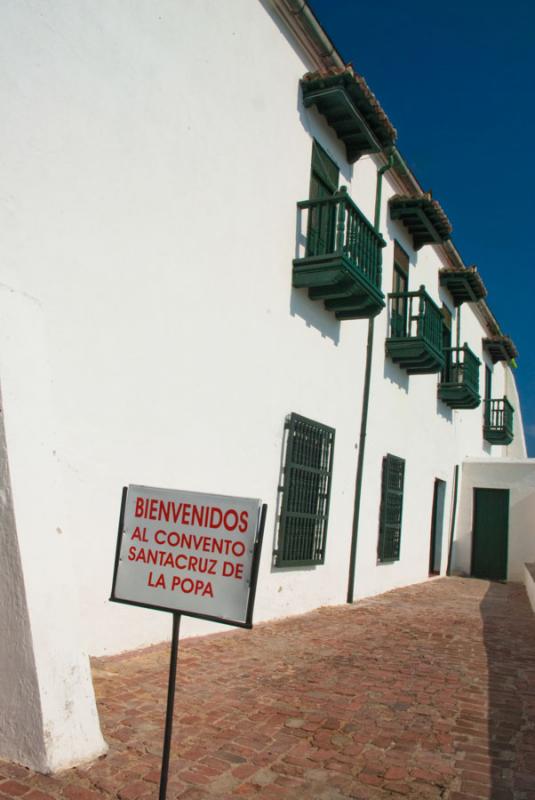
[110,486,267,629]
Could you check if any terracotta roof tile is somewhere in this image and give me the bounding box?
[302,65,397,149]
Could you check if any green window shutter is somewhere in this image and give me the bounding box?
[308,142,340,258]
[391,242,409,337]
[485,365,492,401]
[276,413,335,567]
[378,454,405,562]
[310,141,339,198]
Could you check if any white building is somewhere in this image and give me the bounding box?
[0,0,533,773]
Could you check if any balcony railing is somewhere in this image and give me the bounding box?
[484,397,514,445]
[292,187,386,320]
[438,345,481,409]
[385,286,445,374]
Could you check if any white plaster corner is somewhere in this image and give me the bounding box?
[0,289,107,772]
[524,563,535,615]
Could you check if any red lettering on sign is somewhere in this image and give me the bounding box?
[223,509,238,532]
[128,545,221,576]
[192,505,204,526]
[170,575,214,597]
[132,497,250,536]
[135,497,145,517]
[209,507,222,529]
[131,526,148,542]
[147,571,166,589]
[232,541,246,558]
[222,561,244,579]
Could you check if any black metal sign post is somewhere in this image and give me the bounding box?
[110,485,267,800]
[159,612,181,800]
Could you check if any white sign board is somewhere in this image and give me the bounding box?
[111,484,264,627]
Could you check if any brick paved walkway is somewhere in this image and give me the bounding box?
[1,578,535,800]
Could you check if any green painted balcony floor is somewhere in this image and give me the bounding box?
[386,286,445,374]
[293,187,386,320]
[438,345,481,409]
[484,397,514,445]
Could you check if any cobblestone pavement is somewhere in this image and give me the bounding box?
[1,578,535,799]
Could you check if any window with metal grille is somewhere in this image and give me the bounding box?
[378,454,405,562]
[275,413,335,567]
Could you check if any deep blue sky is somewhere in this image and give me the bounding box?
[309,0,535,455]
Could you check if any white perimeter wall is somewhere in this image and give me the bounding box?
[0,0,527,658]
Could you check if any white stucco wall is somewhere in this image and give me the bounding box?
[506,366,527,458]
[0,0,373,657]
[0,0,527,656]
[453,459,535,580]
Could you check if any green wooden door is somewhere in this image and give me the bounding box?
[472,488,509,581]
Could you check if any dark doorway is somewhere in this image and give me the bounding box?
[429,479,446,575]
[472,488,509,581]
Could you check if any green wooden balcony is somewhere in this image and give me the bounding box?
[483,335,518,364]
[389,194,452,251]
[386,286,445,374]
[300,69,397,163]
[484,397,514,445]
[439,267,487,306]
[438,345,481,409]
[293,187,386,320]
